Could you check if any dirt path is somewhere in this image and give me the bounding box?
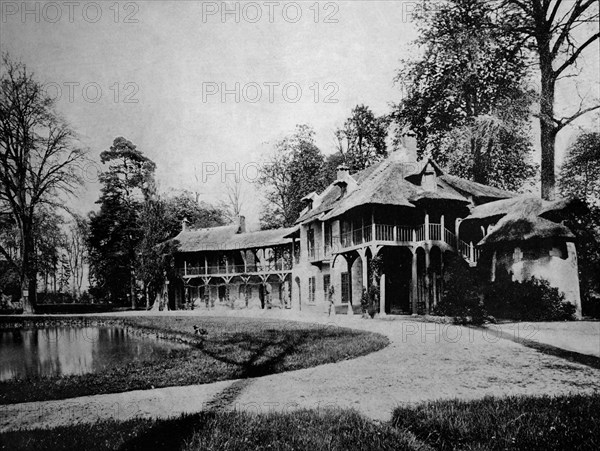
[2,314,599,431]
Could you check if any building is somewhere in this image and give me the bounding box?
[167,150,582,317]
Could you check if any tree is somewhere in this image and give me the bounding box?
[257,125,328,228]
[335,105,389,171]
[559,131,600,205]
[88,137,155,307]
[501,0,599,199]
[221,176,246,222]
[0,54,85,312]
[65,214,88,298]
[391,0,537,191]
[559,131,600,316]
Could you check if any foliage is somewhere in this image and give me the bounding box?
[391,0,536,191]
[484,273,576,321]
[559,131,600,206]
[0,54,86,311]
[88,137,156,306]
[499,0,599,199]
[335,104,389,172]
[433,253,485,324]
[561,205,600,318]
[258,125,329,228]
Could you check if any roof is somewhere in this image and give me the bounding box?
[299,157,475,223]
[321,159,419,221]
[173,225,296,252]
[440,174,515,201]
[479,215,574,246]
[465,196,580,222]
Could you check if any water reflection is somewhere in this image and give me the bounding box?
[0,326,186,381]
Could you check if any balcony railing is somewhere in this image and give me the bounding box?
[320,223,480,265]
[180,261,292,277]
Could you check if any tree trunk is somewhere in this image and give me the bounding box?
[539,40,557,200]
[20,227,35,313]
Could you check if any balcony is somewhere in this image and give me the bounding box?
[179,261,293,278]
[321,223,479,264]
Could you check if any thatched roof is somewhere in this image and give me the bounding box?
[465,196,580,222]
[321,159,419,221]
[173,225,296,252]
[304,157,474,223]
[440,174,515,201]
[479,215,574,246]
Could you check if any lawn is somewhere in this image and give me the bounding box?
[0,316,389,405]
[1,394,598,450]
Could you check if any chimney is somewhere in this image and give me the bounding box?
[237,215,246,233]
[181,217,190,232]
[337,165,349,180]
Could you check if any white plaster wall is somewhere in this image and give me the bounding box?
[508,242,582,318]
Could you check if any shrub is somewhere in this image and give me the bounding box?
[433,254,485,324]
[484,273,575,321]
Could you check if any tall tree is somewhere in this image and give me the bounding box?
[559,130,600,316]
[0,55,85,312]
[88,137,155,307]
[501,0,599,199]
[335,105,389,171]
[258,125,328,228]
[391,0,537,190]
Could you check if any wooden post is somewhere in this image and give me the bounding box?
[441,214,445,241]
[411,250,418,314]
[371,208,375,242]
[379,274,386,316]
[424,248,431,314]
[424,211,430,241]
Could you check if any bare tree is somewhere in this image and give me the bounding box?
[0,54,86,312]
[502,0,599,199]
[223,176,245,220]
[65,214,88,298]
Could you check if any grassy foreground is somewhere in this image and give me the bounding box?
[2,394,598,450]
[0,316,388,404]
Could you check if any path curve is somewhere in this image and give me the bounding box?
[1,312,599,432]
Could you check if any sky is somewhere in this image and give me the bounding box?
[1,0,599,228]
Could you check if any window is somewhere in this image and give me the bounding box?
[341,272,350,304]
[307,228,315,258]
[323,274,331,303]
[324,222,332,254]
[308,277,316,304]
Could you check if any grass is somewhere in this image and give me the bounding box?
[2,394,599,450]
[0,316,389,404]
[391,393,600,450]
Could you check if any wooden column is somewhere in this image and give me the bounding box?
[411,250,418,314]
[424,211,430,241]
[379,274,386,316]
[424,248,431,314]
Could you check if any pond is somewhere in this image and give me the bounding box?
[0,326,188,381]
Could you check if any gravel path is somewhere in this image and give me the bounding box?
[1,313,599,431]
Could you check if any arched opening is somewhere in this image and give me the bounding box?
[381,247,412,314]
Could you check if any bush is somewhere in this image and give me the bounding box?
[484,273,576,321]
[433,254,485,324]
